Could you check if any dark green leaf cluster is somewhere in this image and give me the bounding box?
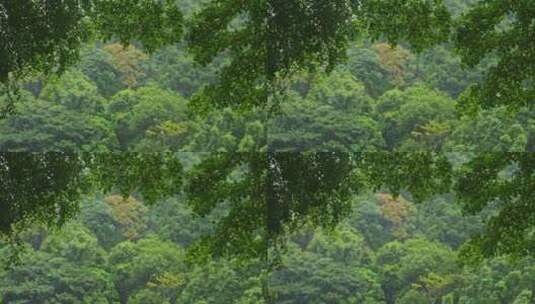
[0,0,183,83]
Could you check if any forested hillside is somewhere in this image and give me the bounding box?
[0,0,534,303]
[2,191,535,303]
[1,39,531,152]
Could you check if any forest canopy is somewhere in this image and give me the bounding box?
[1,0,534,111]
[0,1,534,303]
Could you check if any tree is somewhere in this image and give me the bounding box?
[345,45,393,98]
[187,0,451,110]
[0,0,183,84]
[372,43,414,88]
[106,86,189,149]
[1,0,452,111]
[182,108,266,153]
[102,195,148,241]
[376,239,458,304]
[177,259,265,304]
[456,153,535,258]
[409,45,483,98]
[346,194,397,250]
[80,195,149,249]
[40,223,107,265]
[1,0,534,261]
[2,0,533,114]
[141,44,218,98]
[457,257,535,303]
[375,85,455,150]
[512,290,534,304]
[445,106,531,152]
[78,46,125,98]
[268,71,385,152]
[305,225,374,264]
[407,196,483,249]
[1,224,116,303]
[397,289,427,304]
[80,197,125,250]
[0,83,117,151]
[108,237,185,304]
[185,152,359,262]
[103,44,148,89]
[0,153,183,239]
[454,0,535,110]
[0,153,89,235]
[39,70,105,113]
[145,197,214,247]
[269,239,383,304]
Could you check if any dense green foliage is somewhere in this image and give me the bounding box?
[0,0,534,302]
[2,192,535,303]
[2,0,533,112]
[1,22,533,257]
